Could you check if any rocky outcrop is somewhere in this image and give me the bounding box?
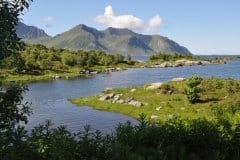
[79,67,124,76]
[104,88,113,92]
[99,93,144,107]
[104,67,124,73]
[149,59,222,68]
[146,82,163,90]
[79,69,99,75]
[171,77,185,82]
[151,115,159,119]
[128,100,143,107]
[99,93,115,101]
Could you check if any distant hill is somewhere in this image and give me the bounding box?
[16,22,51,42]
[18,23,191,55]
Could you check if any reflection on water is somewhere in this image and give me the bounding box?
[24,60,240,133]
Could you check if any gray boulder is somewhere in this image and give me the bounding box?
[171,77,185,82]
[146,82,163,90]
[113,94,122,100]
[115,99,125,104]
[151,115,159,119]
[99,93,115,101]
[128,100,143,107]
[125,97,134,103]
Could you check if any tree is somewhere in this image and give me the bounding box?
[0,0,32,61]
[184,74,203,103]
[126,54,132,61]
[0,85,31,158]
[0,0,32,158]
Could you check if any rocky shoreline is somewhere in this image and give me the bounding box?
[52,67,126,80]
[147,59,226,68]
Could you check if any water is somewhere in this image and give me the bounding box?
[24,60,240,133]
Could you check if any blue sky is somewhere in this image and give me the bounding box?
[22,0,240,55]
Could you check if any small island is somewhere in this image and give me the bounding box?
[145,52,228,68]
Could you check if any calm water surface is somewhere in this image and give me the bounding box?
[24,60,240,133]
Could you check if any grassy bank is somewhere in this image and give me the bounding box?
[70,77,240,122]
[0,65,128,84]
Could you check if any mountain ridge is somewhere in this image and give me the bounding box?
[17,22,191,55]
[16,22,51,42]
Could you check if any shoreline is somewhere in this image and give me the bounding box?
[1,58,230,85]
[0,66,128,85]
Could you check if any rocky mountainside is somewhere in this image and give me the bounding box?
[16,22,50,42]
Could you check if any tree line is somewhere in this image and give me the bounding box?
[1,44,129,74]
[149,52,193,61]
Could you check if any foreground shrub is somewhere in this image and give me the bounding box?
[1,116,240,160]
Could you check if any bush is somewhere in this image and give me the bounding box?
[184,74,203,103]
[1,112,240,160]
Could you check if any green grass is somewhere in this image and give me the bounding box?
[0,67,82,84]
[70,78,240,122]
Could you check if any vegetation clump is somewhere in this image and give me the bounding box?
[1,44,129,73]
[0,44,138,83]
[184,74,203,103]
[149,52,193,61]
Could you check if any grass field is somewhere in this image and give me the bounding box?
[70,77,240,122]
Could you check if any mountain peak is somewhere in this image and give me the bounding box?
[70,24,101,37]
[74,24,89,29]
[16,22,50,40]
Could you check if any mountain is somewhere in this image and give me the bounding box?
[16,22,51,42]
[19,23,191,55]
[43,24,105,51]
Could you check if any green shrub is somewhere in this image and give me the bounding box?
[184,74,203,103]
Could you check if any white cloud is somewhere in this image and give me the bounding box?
[43,16,54,22]
[146,15,162,33]
[95,6,143,32]
[95,5,163,33]
[104,5,114,16]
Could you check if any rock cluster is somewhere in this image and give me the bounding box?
[104,67,123,73]
[79,67,124,76]
[150,59,212,68]
[99,93,143,107]
[79,69,99,75]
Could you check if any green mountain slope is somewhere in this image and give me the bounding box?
[20,23,191,55]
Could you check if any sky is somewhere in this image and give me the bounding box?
[21,0,240,55]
